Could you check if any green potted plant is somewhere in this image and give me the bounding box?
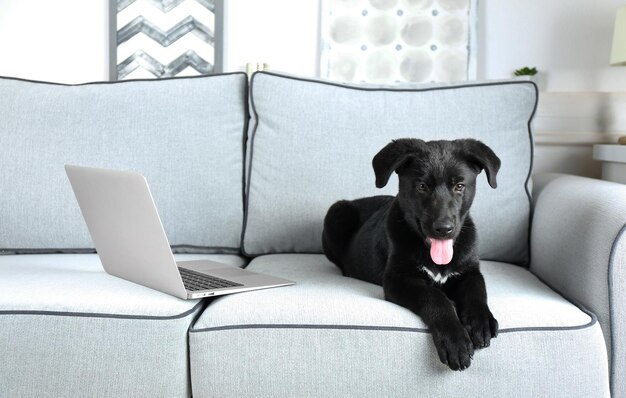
[513,66,544,90]
[514,67,538,77]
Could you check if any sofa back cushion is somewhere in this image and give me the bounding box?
[242,72,537,265]
[0,73,248,253]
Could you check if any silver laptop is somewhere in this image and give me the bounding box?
[65,165,294,300]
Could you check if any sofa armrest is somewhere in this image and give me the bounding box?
[530,173,626,394]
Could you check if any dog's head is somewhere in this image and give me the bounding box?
[372,138,500,264]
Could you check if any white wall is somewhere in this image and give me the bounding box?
[2,0,623,86]
[478,0,626,92]
[224,0,320,76]
[226,0,626,92]
[0,0,110,83]
[0,0,623,177]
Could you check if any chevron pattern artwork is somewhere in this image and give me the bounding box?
[116,0,217,80]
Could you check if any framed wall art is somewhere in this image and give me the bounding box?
[112,0,226,80]
[320,0,477,84]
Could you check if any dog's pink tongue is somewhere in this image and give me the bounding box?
[430,239,454,265]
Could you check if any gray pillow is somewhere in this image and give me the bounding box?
[242,72,537,265]
[0,73,248,253]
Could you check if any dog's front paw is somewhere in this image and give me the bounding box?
[460,305,499,349]
[432,324,474,371]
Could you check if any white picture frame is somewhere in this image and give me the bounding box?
[112,0,226,80]
[320,0,478,85]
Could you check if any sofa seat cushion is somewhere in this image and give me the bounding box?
[189,254,609,397]
[0,253,246,397]
[0,253,246,315]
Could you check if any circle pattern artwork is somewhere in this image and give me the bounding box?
[366,50,398,82]
[330,16,363,45]
[401,16,433,47]
[366,16,398,46]
[435,15,467,45]
[368,0,399,10]
[402,0,433,9]
[400,50,433,82]
[434,49,467,81]
[324,0,471,84]
[329,53,360,81]
[438,0,468,12]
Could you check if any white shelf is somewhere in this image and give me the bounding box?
[593,144,626,184]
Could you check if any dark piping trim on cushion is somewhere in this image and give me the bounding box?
[240,71,538,262]
[0,72,249,255]
[0,299,205,320]
[1,246,241,255]
[0,71,247,87]
[608,223,626,396]
[189,313,596,334]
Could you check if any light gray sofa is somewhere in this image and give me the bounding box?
[0,71,624,397]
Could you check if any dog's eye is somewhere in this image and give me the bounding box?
[417,183,428,192]
[454,183,465,192]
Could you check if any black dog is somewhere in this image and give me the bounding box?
[322,138,500,371]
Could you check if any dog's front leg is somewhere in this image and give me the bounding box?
[383,265,474,371]
[444,267,499,349]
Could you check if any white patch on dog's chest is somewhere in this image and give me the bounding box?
[420,267,458,284]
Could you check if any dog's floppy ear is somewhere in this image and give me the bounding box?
[372,139,425,188]
[458,139,501,189]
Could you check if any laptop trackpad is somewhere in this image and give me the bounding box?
[208,267,255,278]
[178,260,254,278]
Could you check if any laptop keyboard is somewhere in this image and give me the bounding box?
[179,267,244,291]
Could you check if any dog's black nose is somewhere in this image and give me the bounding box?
[434,222,454,237]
